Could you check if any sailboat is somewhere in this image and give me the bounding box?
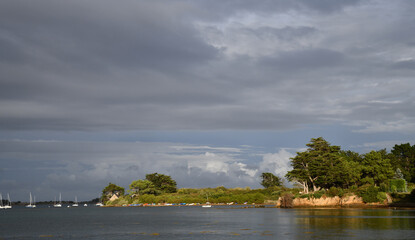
[4,194,12,209]
[26,192,36,208]
[72,196,78,207]
[54,193,62,207]
[95,195,104,206]
[202,194,212,208]
[0,193,4,209]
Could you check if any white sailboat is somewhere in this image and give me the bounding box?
[0,193,4,209]
[26,192,36,208]
[72,196,78,207]
[4,194,12,209]
[54,193,62,207]
[202,194,212,208]
[95,195,104,206]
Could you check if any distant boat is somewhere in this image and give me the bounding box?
[0,193,4,209]
[96,195,104,207]
[202,202,212,208]
[72,196,78,207]
[202,194,212,208]
[3,194,12,209]
[83,203,88,207]
[54,193,62,208]
[26,192,36,208]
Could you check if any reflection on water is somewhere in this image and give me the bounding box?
[0,206,414,239]
[293,209,415,239]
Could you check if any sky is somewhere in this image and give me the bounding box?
[1,0,415,201]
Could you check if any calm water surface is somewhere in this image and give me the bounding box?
[1,206,415,239]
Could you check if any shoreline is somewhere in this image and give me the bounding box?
[103,202,415,209]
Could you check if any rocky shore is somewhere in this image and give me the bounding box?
[275,194,392,208]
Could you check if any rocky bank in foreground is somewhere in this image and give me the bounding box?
[274,194,392,208]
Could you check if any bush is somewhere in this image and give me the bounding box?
[271,190,283,199]
[379,183,388,192]
[359,185,383,203]
[177,188,199,194]
[390,179,407,192]
[299,194,310,199]
[139,194,157,204]
[377,192,387,202]
[313,190,325,199]
[327,187,344,197]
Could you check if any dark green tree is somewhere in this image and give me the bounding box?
[260,172,283,188]
[129,179,161,196]
[286,137,344,192]
[145,173,177,193]
[339,150,363,187]
[391,143,415,182]
[360,150,394,186]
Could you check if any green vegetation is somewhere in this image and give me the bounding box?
[261,172,283,188]
[102,138,415,206]
[107,185,294,206]
[145,173,177,193]
[357,185,387,203]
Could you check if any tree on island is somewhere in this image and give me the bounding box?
[360,150,394,186]
[129,179,161,196]
[260,172,283,188]
[145,173,177,193]
[128,173,178,198]
[390,143,415,182]
[285,137,344,193]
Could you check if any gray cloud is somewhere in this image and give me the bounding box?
[0,140,274,201]
[1,0,415,200]
[261,48,346,70]
[392,60,415,70]
[1,0,414,133]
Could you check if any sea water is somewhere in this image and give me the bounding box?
[1,205,415,239]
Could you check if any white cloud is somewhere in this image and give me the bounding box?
[0,140,272,200]
[258,149,295,179]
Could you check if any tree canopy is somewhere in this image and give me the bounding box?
[360,150,394,186]
[145,173,177,193]
[260,172,283,188]
[285,137,344,192]
[129,179,161,196]
[390,143,415,182]
[286,137,397,193]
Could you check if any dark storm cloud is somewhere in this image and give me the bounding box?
[0,0,218,70]
[0,0,414,133]
[193,0,363,20]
